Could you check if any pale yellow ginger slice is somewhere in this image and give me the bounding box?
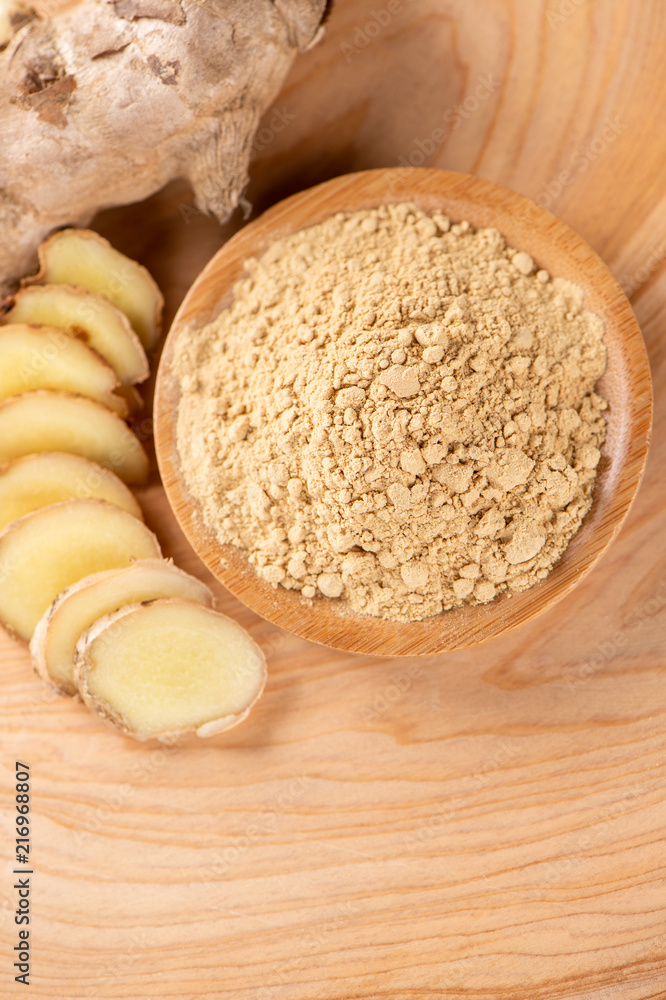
[0,1,13,44]
[0,499,161,642]
[0,391,149,484]
[31,559,213,695]
[74,599,266,742]
[0,452,142,534]
[0,324,128,415]
[3,284,149,386]
[0,0,31,47]
[29,230,163,350]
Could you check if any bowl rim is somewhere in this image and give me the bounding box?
[155,167,653,657]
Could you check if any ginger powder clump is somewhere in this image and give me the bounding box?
[174,203,607,622]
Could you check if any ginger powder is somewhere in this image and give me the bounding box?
[174,203,607,622]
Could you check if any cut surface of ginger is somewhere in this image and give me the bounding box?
[0,324,127,415]
[30,229,163,350]
[0,499,161,641]
[0,0,29,46]
[0,452,142,533]
[3,284,149,385]
[75,599,267,741]
[0,391,149,483]
[31,559,214,695]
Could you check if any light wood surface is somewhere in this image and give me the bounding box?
[156,167,651,657]
[2,1,666,997]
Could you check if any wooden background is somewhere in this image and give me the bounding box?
[1,0,665,996]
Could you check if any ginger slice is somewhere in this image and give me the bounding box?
[0,499,161,642]
[29,230,163,350]
[74,599,267,741]
[0,452,142,534]
[0,0,31,46]
[31,559,214,695]
[0,324,128,415]
[3,284,149,385]
[0,391,149,484]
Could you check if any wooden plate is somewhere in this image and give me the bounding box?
[155,168,652,657]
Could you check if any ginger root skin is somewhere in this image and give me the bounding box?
[0,0,327,294]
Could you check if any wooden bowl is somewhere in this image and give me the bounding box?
[155,168,652,657]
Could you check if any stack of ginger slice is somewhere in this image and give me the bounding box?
[0,229,266,742]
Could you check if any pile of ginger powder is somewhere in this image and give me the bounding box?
[174,203,607,622]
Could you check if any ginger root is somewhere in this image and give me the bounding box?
[0,0,327,294]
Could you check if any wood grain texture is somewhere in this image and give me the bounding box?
[155,167,651,657]
[2,1,666,997]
